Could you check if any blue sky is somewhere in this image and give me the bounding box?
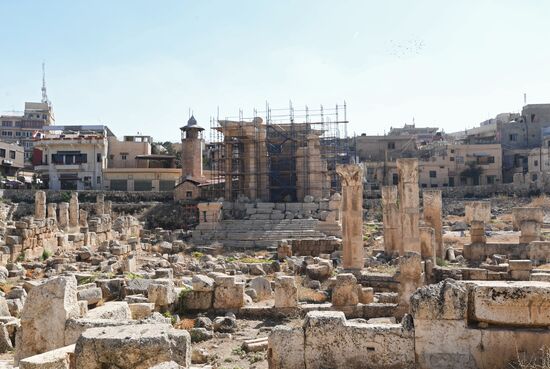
[1,1,549,141]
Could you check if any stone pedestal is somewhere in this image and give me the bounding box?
[423,190,443,259]
[396,252,423,318]
[382,186,401,256]
[336,164,364,270]
[274,276,298,308]
[397,159,420,254]
[34,191,46,220]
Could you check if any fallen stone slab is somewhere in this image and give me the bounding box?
[19,344,75,369]
[86,301,132,320]
[74,324,191,369]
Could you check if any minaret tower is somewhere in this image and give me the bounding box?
[180,115,204,179]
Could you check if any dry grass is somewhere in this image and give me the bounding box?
[529,195,550,211]
[174,318,196,330]
[510,347,550,369]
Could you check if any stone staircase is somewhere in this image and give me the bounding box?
[192,218,337,250]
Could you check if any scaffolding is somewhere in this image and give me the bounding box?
[203,102,354,202]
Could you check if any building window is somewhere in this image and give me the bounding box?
[121,154,127,160]
[509,134,518,142]
[487,175,496,184]
[387,142,395,150]
[9,151,15,160]
[429,170,437,178]
[532,173,538,181]
[186,191,193,198]
[450,149,455,153]
[97,176,101,184]
[421,183,427,188]
[15,132,20,137]
[0,149,5,158]
[97,153,102,162]
[535,160,539,167]
[450,157,454,161]
[488,156,495,164]
[1,121,12,127]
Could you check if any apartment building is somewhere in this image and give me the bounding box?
[0,102,54,162]
[363,143,502,190]
[0,141,24,177]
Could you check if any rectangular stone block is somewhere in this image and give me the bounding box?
[471,281,550,327]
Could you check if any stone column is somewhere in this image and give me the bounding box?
[58,202,69,230]
[34,191,46,220]
[382,186,402,256]
[423,190,443,259]
[336,164,364,270]
[419,227,436,262]
[104,200,112,216]
[395,252,423,318]
[69,192,79,229]
[513,207,544,238]
[397,159,420,254]
[95,194,105,216]
[79,209,88,228]
[47,203,57,219]
[470,220,486,244]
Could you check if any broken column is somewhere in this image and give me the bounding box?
[514,207,544,244]
[419,227,436,262]
[69,192,79,229]
[395,252,423,318]
[397,158,420,254]
[34,191,46,220]
[104,200,112,216]
[335,164,364,270]
[95,194,105,216]
[382,185,402,256]
[79,209,88,228]
[470,220,486,244]
[58,202,69,231]
[423,190,443,259]
[47,203,57,219]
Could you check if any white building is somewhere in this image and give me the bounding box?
[33,126,111,190]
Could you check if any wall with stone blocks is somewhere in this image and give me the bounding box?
[463,242,528,261]
[221,198,341,222]
[288,239,341,256]
[268,310,415,369]
[412,279,550,369]
[2,190,173,204]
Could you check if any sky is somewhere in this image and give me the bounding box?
[1,0,549,141]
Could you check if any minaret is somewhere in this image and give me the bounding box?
[180,115,204,179]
